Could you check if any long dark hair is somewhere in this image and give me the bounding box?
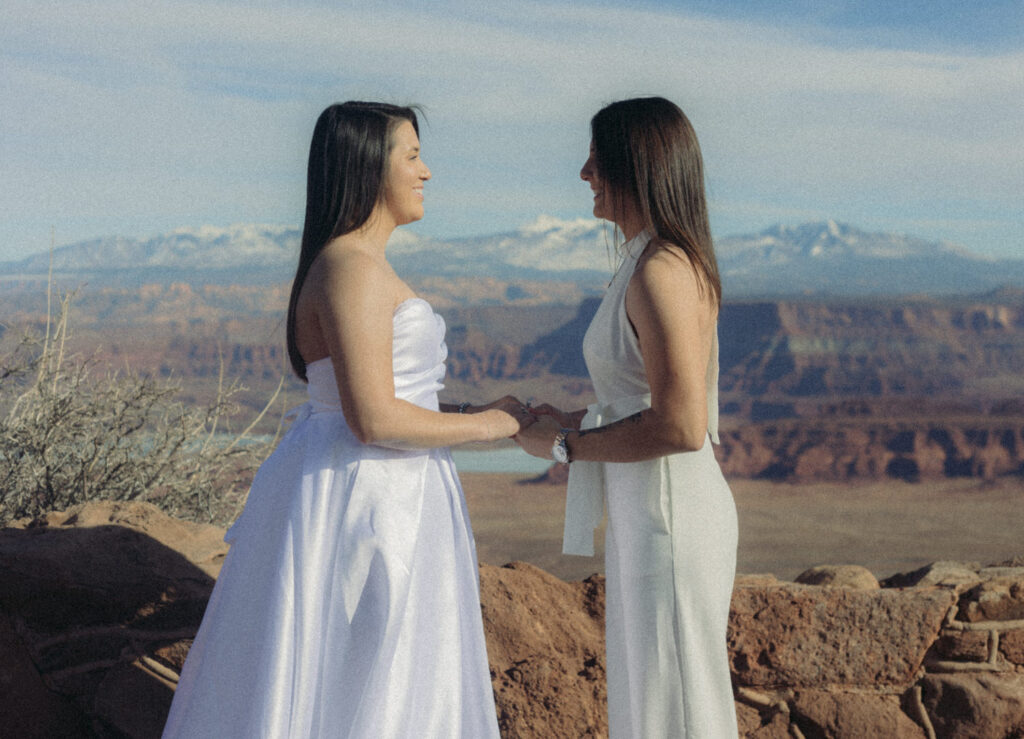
[591,96,721,308]
[286,101,419,381]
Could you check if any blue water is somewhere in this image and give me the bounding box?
[450,446,552,474]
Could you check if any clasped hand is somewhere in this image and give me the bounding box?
[468,395,536,438]
[471,397,577,461]
[514,401,576,460]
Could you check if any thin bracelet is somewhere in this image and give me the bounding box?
[457,402,471,414]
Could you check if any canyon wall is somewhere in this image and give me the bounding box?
[4,286,1024,482]
[716,420,1024,482]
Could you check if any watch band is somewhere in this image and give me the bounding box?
[552,428,573,464]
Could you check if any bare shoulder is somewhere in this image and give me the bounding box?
[305,239,408,308]
[311,239,386,288]
[632,239,702,300]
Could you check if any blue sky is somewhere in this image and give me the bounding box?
[2,0,1021,261]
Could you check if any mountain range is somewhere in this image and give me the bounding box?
[3,217,1021,296]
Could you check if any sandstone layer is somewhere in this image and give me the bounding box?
[716,422,1024,482]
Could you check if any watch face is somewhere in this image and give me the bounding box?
[552,437,569,464]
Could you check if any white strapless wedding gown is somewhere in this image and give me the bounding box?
[163,298,500,738]
[564,233,739,737]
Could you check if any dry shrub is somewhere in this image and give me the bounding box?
[0,288,281,526]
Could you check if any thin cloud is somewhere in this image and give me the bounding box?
[1,0,1020,260]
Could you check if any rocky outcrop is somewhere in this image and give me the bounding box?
[1,501,1022,737]
[794,564,880,589]
[716,421,1024,482]
[0,612,90,737]
[726,559,1024,738]
[729,580,954,688]
[480,562,606,737]
[0,501,228,737]
[718,298,1024,399]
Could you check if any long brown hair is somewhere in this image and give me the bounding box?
[286,102,419,381]
[590,96,721,307]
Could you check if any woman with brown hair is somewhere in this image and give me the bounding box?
[517,97,739,737]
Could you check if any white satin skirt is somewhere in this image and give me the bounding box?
[162,408,500,738]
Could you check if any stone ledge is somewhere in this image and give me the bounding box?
[1,501,1022,738]
[728,585,956,689]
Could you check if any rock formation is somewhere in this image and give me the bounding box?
[0,502,227,737]
[1,501,1022,737]
[716,421,1024,482]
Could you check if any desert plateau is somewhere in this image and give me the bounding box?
[461,470,1024,584]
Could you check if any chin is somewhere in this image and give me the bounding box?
[400,209,425,226]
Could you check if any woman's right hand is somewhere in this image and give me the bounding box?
[478,408,525,441]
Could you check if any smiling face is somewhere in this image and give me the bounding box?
[381,120,431,227]
[580,139,645,239]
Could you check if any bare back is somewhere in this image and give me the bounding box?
[293,238,416,367]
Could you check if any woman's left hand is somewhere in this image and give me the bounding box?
[514,414,561,459]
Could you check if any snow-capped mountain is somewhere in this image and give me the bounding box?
[6,224,301,274]
[3,217,1021,296]
[714,220,1018,296]
[716,219,972,263]
[387,216,617,278]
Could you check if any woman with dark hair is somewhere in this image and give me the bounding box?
[517,97,739,737]
[163,102,524,738]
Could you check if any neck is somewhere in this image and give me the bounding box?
[617,215,646,243]
[354,208,398,254]
[613,200,646,242]
[620,223,644,242]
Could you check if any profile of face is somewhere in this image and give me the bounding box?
[382,120,432,226]
[579,142,613,221]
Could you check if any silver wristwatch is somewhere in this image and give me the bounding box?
[552,428,573,464]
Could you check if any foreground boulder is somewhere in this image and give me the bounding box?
[728,583,954,688]
[480,562,606,737]
[1,501,1023,737]
[0,501,227,737]
[919,673,1024,738]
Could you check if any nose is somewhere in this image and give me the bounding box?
[580,154,594,182]
[421,163,431,181]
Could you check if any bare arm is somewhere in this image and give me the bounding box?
[311,244,520,447]
[516,245,715,462]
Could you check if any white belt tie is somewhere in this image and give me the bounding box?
[562,393,651,556]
